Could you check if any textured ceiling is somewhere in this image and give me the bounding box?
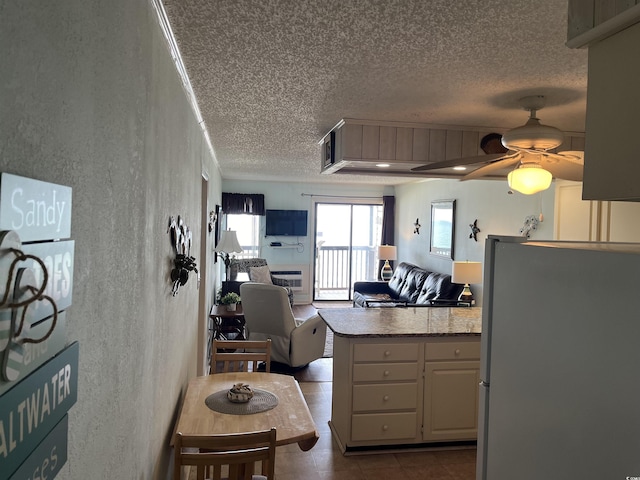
[163,0,588,185]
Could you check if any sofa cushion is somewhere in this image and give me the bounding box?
[415,272,462,303]
[397,267,431,303]
[387,262,417,296]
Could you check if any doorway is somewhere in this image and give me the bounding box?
[313,202,383,301]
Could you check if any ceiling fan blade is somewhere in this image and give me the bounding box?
[543,151,584,165]
[411,153,506,172]
[461,154,522,180]
[539,156,584,181]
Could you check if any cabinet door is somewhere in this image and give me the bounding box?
[423,361,479,441]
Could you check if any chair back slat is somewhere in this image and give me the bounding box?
[174,428,276,480]
[211,339,271,373]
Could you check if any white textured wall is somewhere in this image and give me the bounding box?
[395,178,556,305]
[1,1,220,478]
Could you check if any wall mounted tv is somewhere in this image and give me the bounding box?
[265,209,308,236]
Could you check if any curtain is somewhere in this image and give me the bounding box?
[379,195,395,279]
[222,193,265,215]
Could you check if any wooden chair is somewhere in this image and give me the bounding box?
[174,428,276,480]
[211,339,271,373]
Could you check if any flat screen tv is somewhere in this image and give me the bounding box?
[265,209,308,236]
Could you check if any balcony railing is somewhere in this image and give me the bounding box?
[315,246,379,300]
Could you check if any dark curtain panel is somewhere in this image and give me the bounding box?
[379,195,396,279]
[222,193,265,215]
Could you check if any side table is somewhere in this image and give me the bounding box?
[208,304,246,373]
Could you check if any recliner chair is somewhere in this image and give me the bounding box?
[240,282,327,368]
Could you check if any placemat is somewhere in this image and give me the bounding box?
[205,389,279,415]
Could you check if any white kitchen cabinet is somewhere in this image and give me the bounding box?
[554,180,640,242]
[329,334,480,452]
[423,340,481,442]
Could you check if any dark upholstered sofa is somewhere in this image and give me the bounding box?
[353,262,464,307]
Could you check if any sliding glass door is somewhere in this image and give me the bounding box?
[314,202,383,301]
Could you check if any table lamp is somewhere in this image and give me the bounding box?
[378,245,397,281]
[451,261,482,305]
[215,230,243,279]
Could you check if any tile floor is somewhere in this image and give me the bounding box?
[278,357,478,480]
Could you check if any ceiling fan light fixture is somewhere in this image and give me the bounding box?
[507,163,553,195]
[501,119,564,151]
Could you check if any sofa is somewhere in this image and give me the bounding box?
[353,261,465,307]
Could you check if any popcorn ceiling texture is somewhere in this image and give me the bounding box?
[164,0,588,185]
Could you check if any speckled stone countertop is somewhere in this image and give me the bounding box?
[317,307,482,338]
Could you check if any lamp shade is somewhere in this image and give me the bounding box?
[215,230,243,254]
[451,261,482,285]
[507,164,553,195]
[378,245,397,261]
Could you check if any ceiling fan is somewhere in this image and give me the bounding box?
[411,95,584,194]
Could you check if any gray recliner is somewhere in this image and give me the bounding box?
[240,282,327,368]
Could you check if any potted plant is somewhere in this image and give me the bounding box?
[220,292,241,311]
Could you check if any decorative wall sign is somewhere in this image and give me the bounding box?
[7,415,68,480]
[0,341,78,479]
[0,174,72,242]
[413,218,421,234]
[0,173,75,480]
[430,200,455,259]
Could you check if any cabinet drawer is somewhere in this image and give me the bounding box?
[351,412,418,441]
[425,341,480,361]
[352,383,417,412]
[353,343,419,362]
[353,362,418,382]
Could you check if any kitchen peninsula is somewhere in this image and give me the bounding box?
[318,307,482,453]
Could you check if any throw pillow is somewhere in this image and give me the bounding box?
[249,265,273,284]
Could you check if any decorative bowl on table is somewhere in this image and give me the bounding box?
[227,383,254,403]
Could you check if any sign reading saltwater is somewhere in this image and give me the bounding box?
[0,342,78,479]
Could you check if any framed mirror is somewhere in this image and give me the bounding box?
[430,200,455,259]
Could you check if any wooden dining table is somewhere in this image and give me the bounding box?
[173,372,319,451]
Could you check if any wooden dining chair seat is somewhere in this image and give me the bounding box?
[174,428,276,480]
[211,339,271,373]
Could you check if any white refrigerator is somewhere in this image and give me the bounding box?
[477,235,640,480]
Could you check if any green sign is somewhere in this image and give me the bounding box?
[7,415,67,480]
[0,342,78,479]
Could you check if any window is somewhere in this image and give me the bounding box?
[226,214,260,258]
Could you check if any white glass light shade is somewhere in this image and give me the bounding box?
[378,245,397,261]
[215,230,243,254]
[451,261,482,285]
[507,164,553,195]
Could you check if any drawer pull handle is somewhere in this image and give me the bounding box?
[384,350,391,357]
[382,425,389,431]
[383,395,389,401]
[383,370,390,376]
[455,349,461,356]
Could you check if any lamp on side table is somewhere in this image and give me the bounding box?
[451,261,482,305]
[378,245,397,281]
